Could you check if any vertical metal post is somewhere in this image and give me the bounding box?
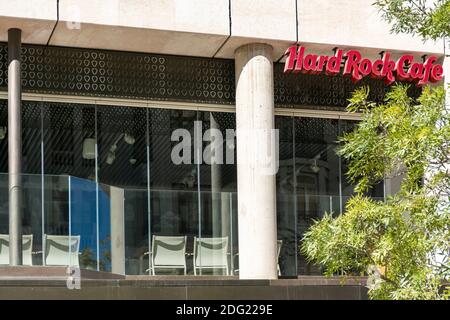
[8,28,22,266]
[210,113,222,243]
[292,116,298,275]
[95,105,99,271]
[147,109,151,275]
[229,192,234,275]
[195,112,202,275]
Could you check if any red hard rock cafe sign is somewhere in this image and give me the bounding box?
[284,45,444,86]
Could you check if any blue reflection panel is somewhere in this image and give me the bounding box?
[70,176,111,271]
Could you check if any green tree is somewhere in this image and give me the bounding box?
[301,85,450,299]
[374,0,450,39]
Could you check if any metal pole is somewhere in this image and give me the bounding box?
[8,28,23,266]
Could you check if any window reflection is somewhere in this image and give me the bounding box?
[0,98,383,276]
[97,105,148,274]
[43,103,97,269]
[276,116,296,277]
[148,109,237,275]
[0,101,7,235]
[198,112,237,275]
[276,116,368,276]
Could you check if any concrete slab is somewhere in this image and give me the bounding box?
[49,0,230,58]
[230,0,297,42]
[0,266,125,280]
[49,22,228,58]
[0,275,369,300]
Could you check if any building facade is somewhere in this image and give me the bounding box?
[0,0,447,282]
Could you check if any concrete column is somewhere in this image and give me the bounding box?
[235,43,277,279]
[8,28,23,266]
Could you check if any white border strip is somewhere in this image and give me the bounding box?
[0,91,361,120]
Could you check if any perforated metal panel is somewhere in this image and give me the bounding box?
[0,44,236,105]
[274,63,422,110]
[0,43,421,110]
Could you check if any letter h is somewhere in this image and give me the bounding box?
[284,46,305,73]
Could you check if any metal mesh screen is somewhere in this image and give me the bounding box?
[0,43,421,110]
[273,63,422,110]
[0,44,236,104]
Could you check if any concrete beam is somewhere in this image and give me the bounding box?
[49,0,230,57]
[216,0,297,60]
[0,0,444,60]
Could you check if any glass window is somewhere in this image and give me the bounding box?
[0,96,385,277]
[97,104,148,274]
[0,100,7,235]
[42,102,96,269]
[276,116,346,276]
[276,116,296,277]
[197,111,237,275]
[22,101,43,265]
[0,100,43,266]
[294,117,340,275]
[148,108,198,275]
[340,119,358,198]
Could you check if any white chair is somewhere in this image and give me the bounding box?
[193,236,229,276]
[151,235,187,275]
[232,239,283,276]
[0,234,33,266]
[277,239,283,276]
[44,235,80,267]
